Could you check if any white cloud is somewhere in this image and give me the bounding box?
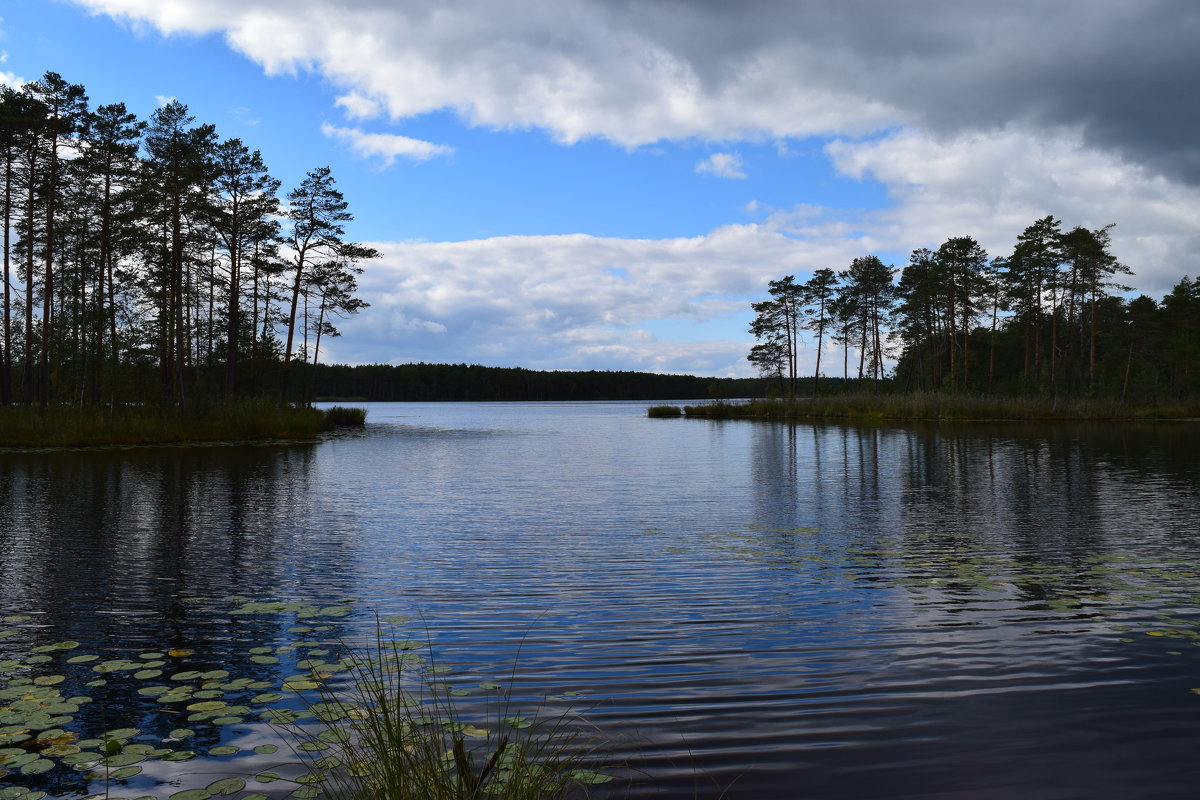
[320,122,453,167]
[821,126,1200,298]
[336,225,839,374]
[696,152,746,180]
[71,0,897,146]
[155,94,176,107]
[335,92,383,120]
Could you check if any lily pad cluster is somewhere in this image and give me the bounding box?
[0,599,614,799]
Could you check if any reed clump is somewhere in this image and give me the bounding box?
[646,405,682,418]
[321,405,368,429]
[277,629,614,800]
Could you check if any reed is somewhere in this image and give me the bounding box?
[0,401,333,447]
[658,393,1200,422]
[278,628,614,800]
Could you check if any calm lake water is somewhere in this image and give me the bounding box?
[3,401,1200,799]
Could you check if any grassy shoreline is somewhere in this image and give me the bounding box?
[0,403,366,448]
[649,393,1200,422]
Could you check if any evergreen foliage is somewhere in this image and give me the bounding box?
[750,217,1198,402]
[0,71,376,410]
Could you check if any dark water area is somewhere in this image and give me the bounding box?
[2,402,1200,799]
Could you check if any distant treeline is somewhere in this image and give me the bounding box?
[310,362,787,402]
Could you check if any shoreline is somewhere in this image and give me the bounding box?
[0,404,366,449]
[648,394,1200,423]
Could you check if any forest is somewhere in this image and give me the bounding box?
[749,216,1200,401]
[0,71,377,410]
[310,362,769,402]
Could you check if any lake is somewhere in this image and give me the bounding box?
[2,401,1200,799]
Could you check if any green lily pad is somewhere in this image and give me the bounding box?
[186,701,227,712]
[205,777,246,795]
[161,750,197,761]
[103,752,145,767]
[254,744,279,755]
[168,790,212,800]
[19,758,54,775]
[110,765,143,779]
[209,745,239,756]
[568,769,614,784]
[103,727,140,740]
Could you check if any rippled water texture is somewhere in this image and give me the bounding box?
[3,402,1200,798]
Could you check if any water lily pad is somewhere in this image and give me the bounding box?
[186,701,227,712]
[568,769,614,784]
[161,750,197,761]
[103,752,145,767]
[282,680,319,691]
[298,741,329,752]
[209,745,239,756]
[254,744,279,755]
[32,675,64,686]
[168,790,212,800]
[19,758,53,775]
[167,649,195,658]
[133,669,163,680]
[254,771,280,782]
[249,655,279,665]
[206,777,246,795]
[169,728,195,739]
[103,728,140,741]
[212,716,243,726]
[109,765,142,779]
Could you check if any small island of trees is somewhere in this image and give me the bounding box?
[712,215,1200,421]
[0,71,378,443]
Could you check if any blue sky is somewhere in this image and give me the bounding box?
[3,1,1199,376]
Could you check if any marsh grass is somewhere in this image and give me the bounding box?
[0,401,365,447]
[277,628,614,800]
[645,405,682,418]
[320,406,368,429]
[660,393,1200,422]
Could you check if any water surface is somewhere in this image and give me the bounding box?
[2,402,1199,798]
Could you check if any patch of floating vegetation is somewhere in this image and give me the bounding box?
[0,597,613,800]
[657,525,1200,679]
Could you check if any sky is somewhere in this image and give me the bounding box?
[3,0,1200,377]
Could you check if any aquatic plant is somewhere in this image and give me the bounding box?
[318,406,367,430]
[0,600,613,800]
[0,401,341,447]
[645,405,682,418]
[272,624,612,800]
[656,393,1200,422]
